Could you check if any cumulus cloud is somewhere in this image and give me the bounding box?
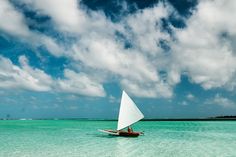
[186,93,195,100]
[121,79,172,98]
[57,69,106,97]
[1,0,236,98]
[0,0,31,37]
[0,55,53,91]
[69,2,174,98]
[1,0,173,98]
[0,0,64,56]
[108,95,118,104]
[172,0,236,90]
[179,100,188,106]
[205,94,235,108]
[22,0,119,35]
[124,3,171,55]
[0,55,105,97]
[22,0,86,33]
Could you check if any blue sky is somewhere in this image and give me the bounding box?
[0,0,236,119]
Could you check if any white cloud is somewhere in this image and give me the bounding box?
[124,3,171,55]
[108,95,119,104]
[179,101,188,106]
[121,79,172,98]
[22,0,86,33]
[0,55,105,97]
[172,0,236,90]
[0,55,53,91]
[0,0,64,56]
[72,37,159,83]
[0,0,175,98]
[16,0,177,98]
[57,69,106,97]
[206,94,235,108]
[0,0,30,37]
[69,3,174,98]
[22,0,119,35]
[1,0,236,98]
[40,36,64,57]
[186,93,195,100]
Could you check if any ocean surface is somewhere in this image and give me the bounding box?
[0,120,236,157]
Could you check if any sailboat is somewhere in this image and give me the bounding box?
[99,90,144,137]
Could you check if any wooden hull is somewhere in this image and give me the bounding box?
[118,131,141,137]
[98,129,143,137]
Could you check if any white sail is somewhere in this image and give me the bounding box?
[117,91,144,130]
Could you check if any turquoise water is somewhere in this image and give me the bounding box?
[0,120,236,157]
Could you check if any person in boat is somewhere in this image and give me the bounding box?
[127,126,133,133]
